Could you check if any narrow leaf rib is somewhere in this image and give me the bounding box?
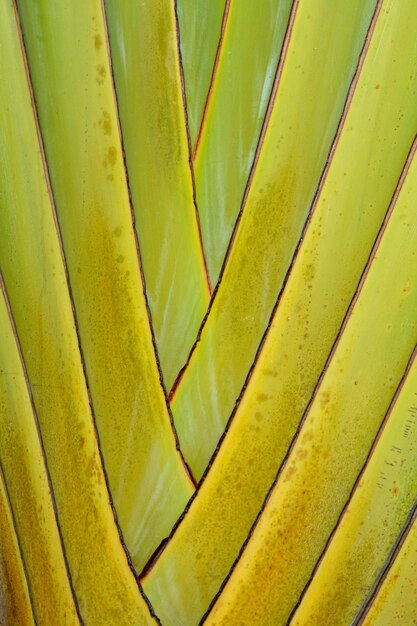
[0,279,81,626]
[359,507,417,626]
[142,3,417,622]
[176,0,228,148]
[290,339,417,626]
[171,0,379,479]
[191,0,231,161]
[0,467,35,626]
[103,0,211,390]
[204,102,417,626]
[193,0,294,283]
[174,1,213,299]
[14,0,194,571]
[0,3,163,622]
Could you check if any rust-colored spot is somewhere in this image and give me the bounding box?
[262,368,278,377]
[284,463,297,482]
[103,146,117,168]
[375,83,381,90]
[319,390,331,407]
[304,263,315,281]
[94,34,102,50]
[99,110,112,135]
[96,64,106,86]
[297,448,308,460]
[107,146,117,166]
[302,430,314,443]
[257,393,268,403]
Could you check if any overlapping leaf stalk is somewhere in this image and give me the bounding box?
[0,0,416,624]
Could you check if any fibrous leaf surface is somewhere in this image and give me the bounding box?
[15,0,194,572]
[360,509,417,626]
[0,467,34,626]
[204,115,417,626]
[172,0,379,480]
[104,0,211,390]
[143,3,417,623]
[291,340,417,626]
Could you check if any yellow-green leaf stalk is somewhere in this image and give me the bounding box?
[171,0,378,479]
[142,3,417,624]
[360,509,417,626]
[176,0,228,148]
[14,0,194,571]
[0,279,80,625]
[291,340,417,626]
[193,0,293,282]
[104,0,211,390]
[0,466,34,626]
[204,118,417,626]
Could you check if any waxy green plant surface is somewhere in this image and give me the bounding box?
[0,0,416,624]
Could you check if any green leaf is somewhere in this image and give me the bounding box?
[204,122,417,625]
[193,0,293,283]
[0,2,158,622]
[1,1,416,623]
[0,466,35,626]
[177,0,228,147]
[361,509,417,626]
[172,0,378,481]
[142,1,417,621]
[291,339,417,625]
[14,0,194,572]
[104,0,210,390]
[0,280,80,625]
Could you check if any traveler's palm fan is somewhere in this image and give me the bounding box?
[0,0,416,624]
